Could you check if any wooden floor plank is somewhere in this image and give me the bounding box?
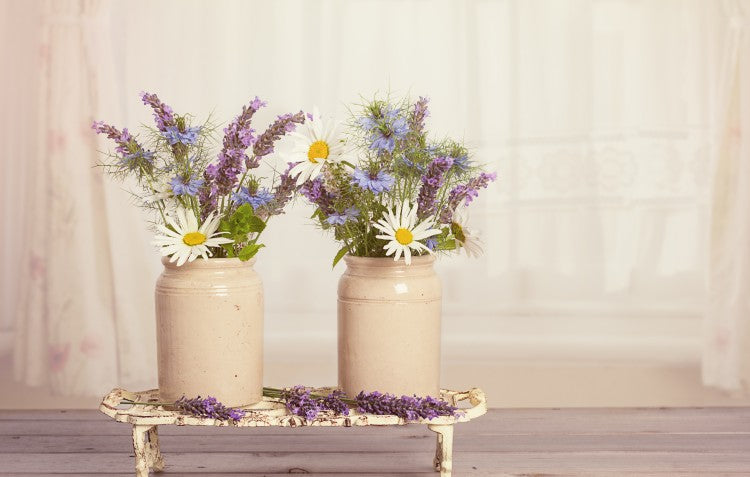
[2,451,750,473]
[3,408,750,437]
[2,408,750,475]
[2,432,750,454]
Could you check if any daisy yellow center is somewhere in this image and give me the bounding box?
[307,140,330,163]
[395,228,413,245]
[183,231,206,246]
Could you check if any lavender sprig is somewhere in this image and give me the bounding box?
[416,156,453,219]
[174,395,246,422]
[199,97,267,214]
[439,172,497,224]
[300,177,336,216]
[355,391,459,420]
[251,111,306,163]
[262,162,299,219]
[408,96,430,138]
[140,91,176,132]
[91,121,154,175]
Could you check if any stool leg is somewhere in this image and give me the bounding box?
[428,424,454,477]
[132,425,150,477]
[147,426,165,472]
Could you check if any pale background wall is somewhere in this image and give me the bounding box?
[2,0,749,409]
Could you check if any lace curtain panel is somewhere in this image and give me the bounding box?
[0,0,743,396]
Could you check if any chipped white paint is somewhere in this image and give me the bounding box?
[100,387,486,476]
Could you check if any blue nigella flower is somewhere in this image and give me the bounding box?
[233,187,274,211]
[326,207,360,226]
[170,175,204,196]
[352,168,395,193]
[425,238,438,251]
[162,125,201,146]
[400,157,427,174]
[451,154,471,172]
[119,150,155,171]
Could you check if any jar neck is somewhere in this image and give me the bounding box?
[342,255,436,277]
[161,256,257,271]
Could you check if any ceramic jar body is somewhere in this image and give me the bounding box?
[155,257,263,407]
[338,255,441,398]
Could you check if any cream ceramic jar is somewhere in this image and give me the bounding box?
[338,255,441,398]
[155,257,263,407]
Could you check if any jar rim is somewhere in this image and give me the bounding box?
[161,256,257,269]
[342,254,436,267]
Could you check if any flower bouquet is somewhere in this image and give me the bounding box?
[298,95,496,266]
[92,92,305,406]
[295,93,496,398]
[93,92,304,265]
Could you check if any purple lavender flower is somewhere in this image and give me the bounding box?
[92,121,154,173]
[352,168,395,193]
[251,111,306,162]
[170,174,204,196]
[140,91,176,132]
[355,391,458,421]
[262,162,299,219]
[300,177,335,215]
[326,207,360,226]
[174,396,246,422]
[408,96,430,137]
[199,97,267,213]
[162,125,201,146]
[281,386,322,420]
[439,172,497,223]
[416,156,454,219]
[233,187,274,210]
[321,389,350,416]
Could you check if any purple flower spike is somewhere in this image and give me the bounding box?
[299,177,335,216]
[199,97,267,214]
[252,111,306,162]
[409,96,430,137]
[262,162,300,219]
[439,171,497,224]
[416,156,454,219]
[174,395,246,422]
[355,391,459,421]
[140,91,176,132]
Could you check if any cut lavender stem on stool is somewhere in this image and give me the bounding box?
[174,396,246,422]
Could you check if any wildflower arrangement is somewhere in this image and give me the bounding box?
[92,92,305,266]
[297,94,496,266]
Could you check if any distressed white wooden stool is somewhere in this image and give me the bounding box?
[100,387,487,477]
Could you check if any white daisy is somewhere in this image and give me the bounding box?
[153,206,232,266]
[373,200,441,265]
[286,106,345,184]
[452,207,484,258]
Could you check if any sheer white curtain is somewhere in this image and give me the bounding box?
[703,0,750,392]
[0,0,734,397]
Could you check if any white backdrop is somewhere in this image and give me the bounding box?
[0,0,741,398]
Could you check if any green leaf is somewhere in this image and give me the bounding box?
[245,215,266,233]
[332,245,349,268]
[239,243,265,261]
[221,242,236,258]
